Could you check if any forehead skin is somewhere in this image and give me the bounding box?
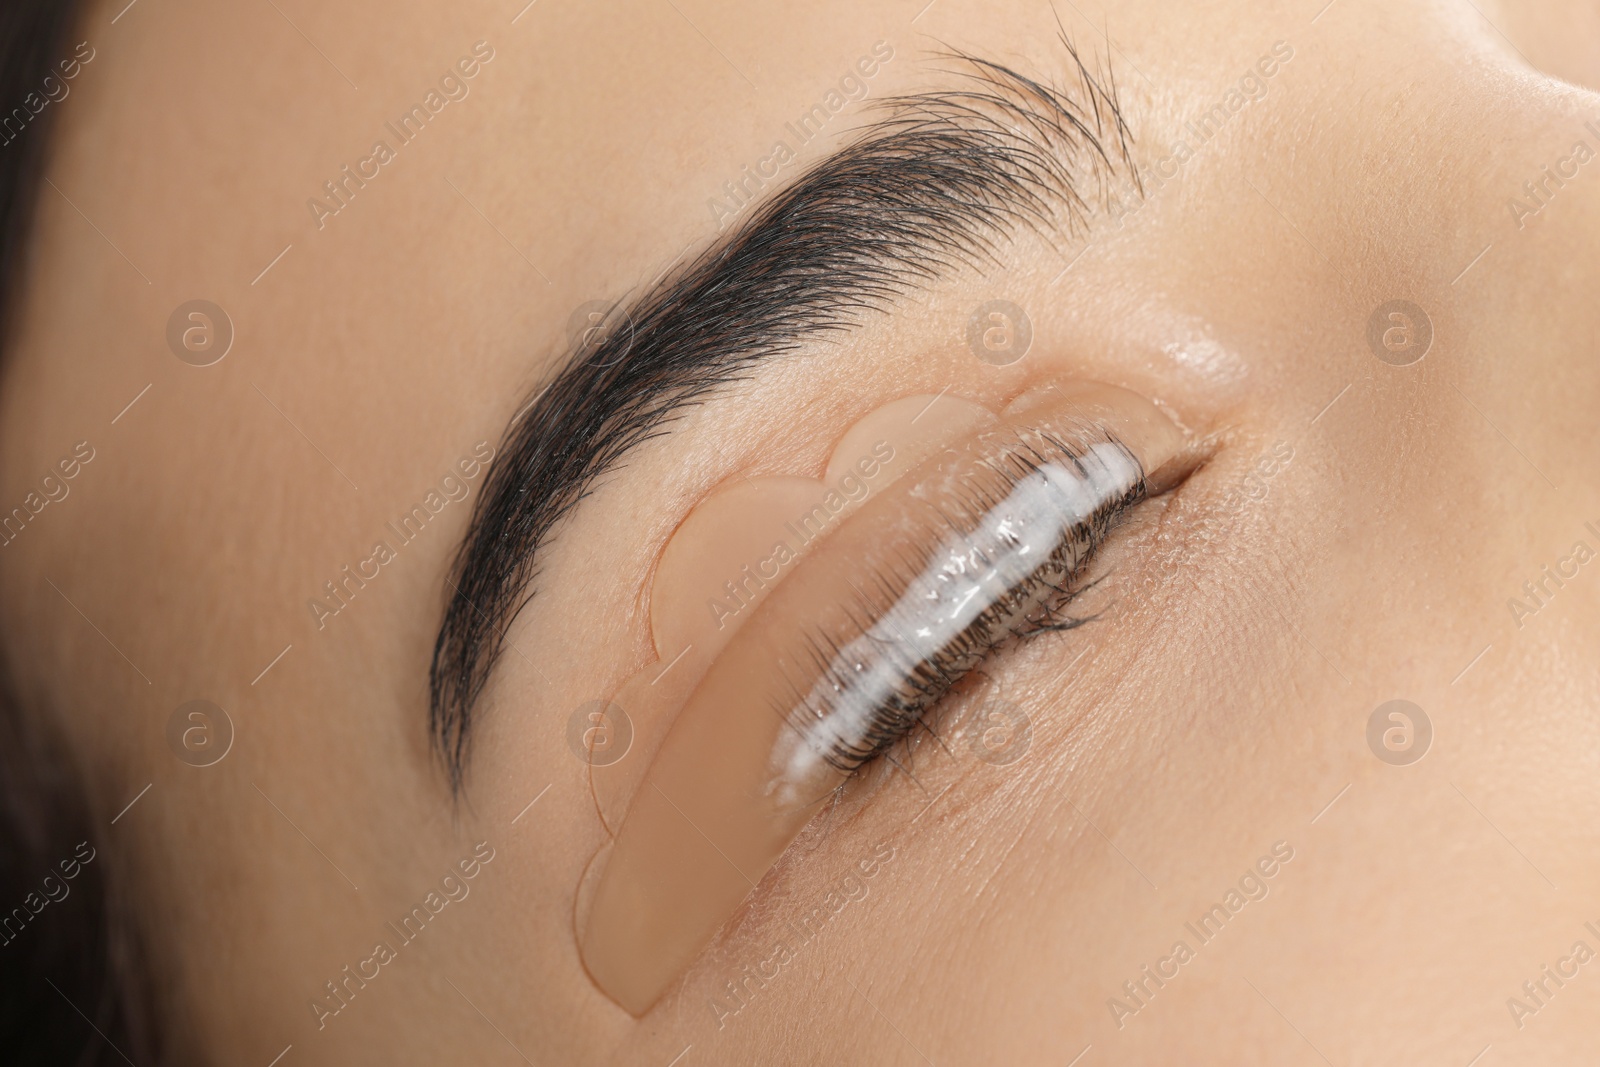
[4,0,1600,1063]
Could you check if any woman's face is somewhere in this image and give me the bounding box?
[6,0,1600,1061]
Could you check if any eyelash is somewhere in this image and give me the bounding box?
[769,430,1147,786]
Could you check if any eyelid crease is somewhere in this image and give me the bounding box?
[429,37,1140,792]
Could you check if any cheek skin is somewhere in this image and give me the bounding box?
[578,382,1186,1015]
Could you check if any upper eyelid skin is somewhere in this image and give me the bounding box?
[428,42,1140,792]
[577,381,1187,1016]
[585,391,1002,835]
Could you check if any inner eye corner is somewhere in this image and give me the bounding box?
[1151,429,1227,494]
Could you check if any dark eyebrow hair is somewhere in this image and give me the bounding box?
[428,39,1138,791]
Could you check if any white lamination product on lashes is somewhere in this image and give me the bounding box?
[580,386,1188,1017]
[767,440,1141,805]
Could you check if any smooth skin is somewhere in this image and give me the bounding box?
[3,0,1599,1063]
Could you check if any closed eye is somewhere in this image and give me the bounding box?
[577,383,1189,1015]
[769,432,1146,799]
[429,38,1140,793]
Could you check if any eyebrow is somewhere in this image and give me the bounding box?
[428,38,1139,791]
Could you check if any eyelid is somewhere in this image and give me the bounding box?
[588,392,999,834]
[768,435,1142,796]
[578,382,1187,1015]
